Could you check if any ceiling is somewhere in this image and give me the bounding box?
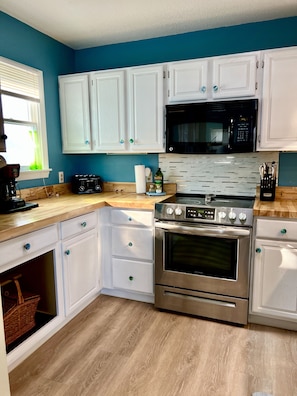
[1,0,297,50]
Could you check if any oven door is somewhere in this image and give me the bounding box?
[155,221,251,299]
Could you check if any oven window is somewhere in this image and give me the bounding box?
[165,233,237,279]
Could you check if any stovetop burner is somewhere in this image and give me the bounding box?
[155,193,255,227]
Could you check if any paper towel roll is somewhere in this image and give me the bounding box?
[134,165,146,194]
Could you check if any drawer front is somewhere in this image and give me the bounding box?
[111,209,153,227]
[112,258,153,294]
[0,225,59,268]
[112,227,153,260]
[61,212,97,240]
[256,218,297,241]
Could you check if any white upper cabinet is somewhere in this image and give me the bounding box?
[91,69,126,152]
[167,59,208,102]
[167,52,259,103]
[59,74,92,153]
[258,47,297,151]
[127,65,165,152]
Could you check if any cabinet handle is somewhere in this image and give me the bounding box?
[129,138,134,144]
[120,139,125,144]
[129,276,134,281]
[65,249,70,255]
[213,85,219,92]
[24,243,31,251]
[255,248,262,253]
[280,228,287,234]
[200,86,206,93]
[128,242,133,247]
[81,221,87,228]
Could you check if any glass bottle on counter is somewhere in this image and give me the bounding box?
[154,168,163,193]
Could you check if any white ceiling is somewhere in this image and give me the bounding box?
[1,0,297,50]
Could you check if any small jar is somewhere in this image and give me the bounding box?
[149,183,156,193]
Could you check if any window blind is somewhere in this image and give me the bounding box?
[0,59,40,99]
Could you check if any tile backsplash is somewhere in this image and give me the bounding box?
[159,152,279,197]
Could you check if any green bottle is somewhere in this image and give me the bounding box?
[154,168,163,193]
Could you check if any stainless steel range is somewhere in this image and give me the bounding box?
[154,194,254,325]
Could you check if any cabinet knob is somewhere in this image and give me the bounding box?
[200,86,206,93]
[128,242,133,247]
[81,221,87,228]
[24,243,31,250]
[256,247,262,253]
[128,217,132,221]
[120,139,125,144]
[213,85,219,92]
[129,276,134,281]
[129,138,134,144]
[280,228,287,234]
[85,140,90,145]
[65,249,70,255]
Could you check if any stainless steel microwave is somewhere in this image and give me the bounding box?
[165,99,258,154]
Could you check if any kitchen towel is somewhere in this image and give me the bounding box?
[134,165,146,194]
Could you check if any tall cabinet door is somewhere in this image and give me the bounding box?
[59,74,92,153]
[127,65,165,152]
[259,47,297,150]
[91,70,126,152]
[212,54,258,99]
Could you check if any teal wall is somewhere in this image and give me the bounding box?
[1,11,297,188]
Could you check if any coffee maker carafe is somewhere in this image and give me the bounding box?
[0,164,26,212]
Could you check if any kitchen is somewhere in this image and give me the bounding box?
[1,2,297,395]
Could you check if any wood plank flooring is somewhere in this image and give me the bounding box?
[9,295,297,396]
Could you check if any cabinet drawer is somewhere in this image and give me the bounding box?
[256,218,297,241]
[112,258,153,294]
[111,209,153,227]
[61,212,97,240]
[112,227,153,260]
[0,225,59,268]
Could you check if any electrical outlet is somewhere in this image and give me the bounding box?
[58,171,64,183]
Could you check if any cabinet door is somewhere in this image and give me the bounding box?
[62,229,99,315]
[91,70,126,151]
[252,238,297,321]
[259,47,297,150]
[59,74,92,153]
[127,65,165,152]
[212,54,258,99]
[167,60,208,102]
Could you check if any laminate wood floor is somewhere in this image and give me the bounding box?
[9,295,297,396]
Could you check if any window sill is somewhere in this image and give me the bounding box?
[17,169,52,181]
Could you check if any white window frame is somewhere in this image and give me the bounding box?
[0,57,51,181]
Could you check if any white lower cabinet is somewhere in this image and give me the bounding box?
[101,208,154,303]
[250,217,297,329]
[61,212,100,316]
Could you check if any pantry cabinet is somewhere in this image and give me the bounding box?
[250,218,297,328]
[167,52,259,103]
[60,212,100,316]
[258,47,297,150]
[58,74,92,153]
[100,207,154,302]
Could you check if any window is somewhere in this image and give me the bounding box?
[0,57,50,180]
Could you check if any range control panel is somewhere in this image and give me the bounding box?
[186,207,215,220]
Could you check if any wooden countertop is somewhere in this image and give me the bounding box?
[253,186,297,219]
[0,192,172,243]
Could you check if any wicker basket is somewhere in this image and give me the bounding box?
[1,276,40,346]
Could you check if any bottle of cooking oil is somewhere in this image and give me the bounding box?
[154,168,163,193]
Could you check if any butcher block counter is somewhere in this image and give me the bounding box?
[0,182,176,243]
[253,186,297,218]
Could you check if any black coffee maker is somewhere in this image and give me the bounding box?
[0,164,26,212]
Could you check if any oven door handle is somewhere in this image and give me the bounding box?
[155,221,251,238]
